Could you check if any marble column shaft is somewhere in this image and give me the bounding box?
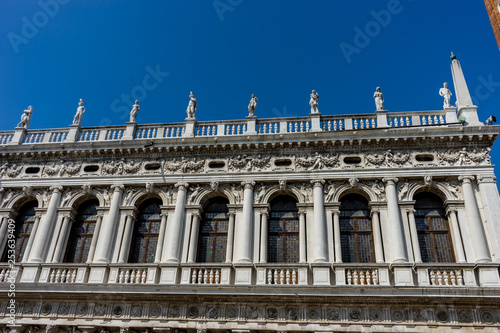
[28,186,62,263]
[383,178,408,263]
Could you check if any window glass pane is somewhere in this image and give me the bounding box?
[357,234,375,262]
[65,199,98,263]
[129,198,162,263]
[415,192,454,263]
[268,196,299,263]
[339,194,374,263]
[198,197,229,263]
[418,233,434,263]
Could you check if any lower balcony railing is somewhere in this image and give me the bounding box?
[2,262,499,288]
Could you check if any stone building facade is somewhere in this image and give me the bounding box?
[485,0,500,50]
[1,59,500,332]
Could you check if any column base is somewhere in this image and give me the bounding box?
[312,263,331,286]
[234,264,253,285]
[392,263,414,286]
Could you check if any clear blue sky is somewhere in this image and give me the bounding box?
[1,1,499,161]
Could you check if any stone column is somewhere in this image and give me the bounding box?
[311,180,328,262]
[28,186,63,263]
[21,213,40,263]
[94,185,124,263]
[52,214,73,263]
[407,208,422,263]
[370,208,385,263]
[259,211,268,263]
[447,209,466,263]
[187,213,201,263]
[163,182,188,263]
[236,181,255,263]
[118,212,136,263]
[225,210,236,263]
[333,208,342,263]
[299,210,307,263]
[86,213,103,263]
[382,178,408,263]
[154,212,168,263]
[459,176,491,262]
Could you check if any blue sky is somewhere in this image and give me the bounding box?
[1,1,499,162]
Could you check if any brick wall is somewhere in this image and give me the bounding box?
[484,0,500,51]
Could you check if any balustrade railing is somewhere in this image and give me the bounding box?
[48,130,68,142]
[24,132,45,143]
[0,267,15,282]
[49,268,78,283]
[0,109,465,146]
[257,121,280,134]
[429,269,463,286]
[190,268,221,284]
[1,263,497,287]
[345,268,378,285]
[0,133,14,144]
[118,268,148,284]
[78,129,100,141]
[266,268,298,285]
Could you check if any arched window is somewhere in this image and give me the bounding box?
[414,192,455,263]
[197,197,229,263]
[1,200,37,262]
[64,199,98,263]
[129,198,162,263]
[268,195,299,263]
[340,194,375,263]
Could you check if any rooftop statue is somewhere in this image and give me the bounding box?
[248,94,258,117]
[130,100,140,123]
[73,99,86,126]
[309,90,319,113]
[17,105,33,129]
[186,91,197,119]
[374,87,384,111]
[439,82,453,108]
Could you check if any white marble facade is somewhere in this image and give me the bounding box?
[1,59,500,332]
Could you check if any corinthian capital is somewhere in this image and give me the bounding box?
[242,181,256,190]
[458,175,475,184]
[310,179,325,188]
[382,177,398,186]
[175,182,189,190]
